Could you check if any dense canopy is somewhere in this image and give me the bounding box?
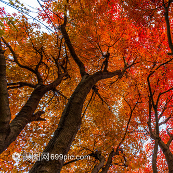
[0,0,173,172]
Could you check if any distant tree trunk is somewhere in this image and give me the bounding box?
[158,140,173,172]
[152,140,158,173]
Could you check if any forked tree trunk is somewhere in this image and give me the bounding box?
[0,38,67,154]
[30,70,122,173]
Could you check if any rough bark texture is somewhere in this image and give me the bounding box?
[100,150,115,173]
[30,71,122,173]
[158,140,173,173]
[0,73,66,154]
[0,42,11,152]
[91,156,105,173]
[152,140,158,173]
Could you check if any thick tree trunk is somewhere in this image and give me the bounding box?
[0,73,66,154]
[3,85,48,152]
[0,41,11,152]
[30,70,122,173]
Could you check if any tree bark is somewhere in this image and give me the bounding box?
[0,73,66,154]
[30,70,122,173]
[152,139,158,173]
[100,150,115,173]
[0,40,11,152]
[91,156,105,173]
[158,139,173,172]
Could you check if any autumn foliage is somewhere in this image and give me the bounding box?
[0,0,173,172]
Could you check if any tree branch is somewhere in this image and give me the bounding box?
[159,113,172,126]
[147,96,156,139]
[116,99,139,151]
[91,151,105,173]
[156,87,173,107]
[53,88,69,101]
[159,98,171,120]
[100,149,115,173]
[163,0,173,53]
[82,91,95,118]
[1,37,37,75]
[92,85,108,105]
[7,82,36,90]
[166,128,173,147]
[167,136,173,147]
[30,111,46,122]
[60,25,87,77]
[152,139,158,173]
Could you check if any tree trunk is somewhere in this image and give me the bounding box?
[159,140,173,172]
[30,70,122,173]
[152,139,158,173]
[0,42,11,152]
[0,73,66,154]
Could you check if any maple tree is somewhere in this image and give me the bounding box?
[0,0,173,172]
